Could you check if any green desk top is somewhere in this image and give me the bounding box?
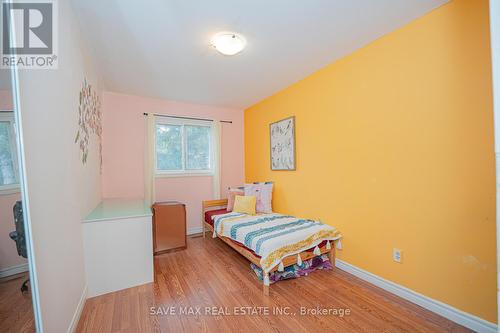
[83,199,152,223]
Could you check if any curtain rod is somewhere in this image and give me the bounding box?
[143,112,232,124]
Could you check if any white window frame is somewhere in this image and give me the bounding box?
[155,117,214,177]
[0,112,20,194]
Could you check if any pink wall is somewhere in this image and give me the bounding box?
[0,89,13,109]
[0,90,25,271]
[101,92,245,232]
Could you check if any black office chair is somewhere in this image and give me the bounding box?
[9,200,29,293]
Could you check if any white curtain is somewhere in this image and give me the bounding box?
[144,114,155,205]
[212,120,222,199]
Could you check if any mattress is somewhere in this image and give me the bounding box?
[204,209,329,260]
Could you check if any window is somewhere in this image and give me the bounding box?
[0,113,19,192]
[155,117,213,175]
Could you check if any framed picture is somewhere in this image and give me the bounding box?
[270,116,296,170]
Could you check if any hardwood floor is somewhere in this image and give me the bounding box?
[76,236,471,333]
[0,272,35,333]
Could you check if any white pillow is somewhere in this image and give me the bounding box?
[244,182,273,213]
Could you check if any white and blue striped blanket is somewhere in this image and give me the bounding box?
[212,212,341,273]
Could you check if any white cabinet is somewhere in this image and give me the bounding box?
[82,199,153,297]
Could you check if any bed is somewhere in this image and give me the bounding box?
[201,199,341,295]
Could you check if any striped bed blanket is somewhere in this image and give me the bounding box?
[212,212,342,273]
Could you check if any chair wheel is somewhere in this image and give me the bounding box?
[21,279,29,293]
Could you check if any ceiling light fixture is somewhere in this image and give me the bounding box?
[210,32,246,56]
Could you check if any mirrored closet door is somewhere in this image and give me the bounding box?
[0,69,38,332]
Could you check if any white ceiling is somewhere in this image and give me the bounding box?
[72,0,447,109]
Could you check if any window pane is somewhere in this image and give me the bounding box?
[186,125,210,170]
[156,124,182,170]
[0,122,16,185]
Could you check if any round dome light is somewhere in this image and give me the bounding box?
[210,32,246,56]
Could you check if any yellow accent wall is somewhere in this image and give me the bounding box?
[244,0,496,322]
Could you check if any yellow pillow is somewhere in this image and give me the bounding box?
[233,195,256,215]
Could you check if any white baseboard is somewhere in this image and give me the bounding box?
[67,284,87,333]
[187,226,204,235]
[335,259,497,333]
[0,263,29,278]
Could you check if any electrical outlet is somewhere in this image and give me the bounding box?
[393,248,402,263]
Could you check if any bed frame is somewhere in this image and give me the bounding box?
[202,199,336,295]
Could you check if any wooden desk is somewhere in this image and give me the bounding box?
[152,201,186,254]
